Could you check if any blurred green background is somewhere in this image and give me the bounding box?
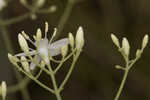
[0,0,150,100]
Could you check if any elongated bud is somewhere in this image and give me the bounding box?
[142,34,149,49]
[8,53,19,65]
[61,45,68,57]
[115,65,125,70]
[1,81,7,100]
[22,31,29,39]
[33,35,36,40]
[18,34,29,52]
[69,33,74,48]
[21,56,30,73]
[111,34,120,48]
[75,26,84,50]
[122,37,130,56]
[36,28,42,41]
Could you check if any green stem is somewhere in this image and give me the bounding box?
[114,69,129,100]
[59,51,80,92]
[15,64,55,94]
[48,64,62,100]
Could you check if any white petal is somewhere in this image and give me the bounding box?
[48,38,69,56]
[15,50,36,57]
[48,38,69,49]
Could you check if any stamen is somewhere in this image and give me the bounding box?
[27,38,36,46]
[49,28,57,44]
[45,22,48,39]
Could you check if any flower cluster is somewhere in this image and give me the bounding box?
[8,22,84,99]
[8,22,84,71]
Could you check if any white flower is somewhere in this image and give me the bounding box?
[0,0,6,11]
[15,22,69,70]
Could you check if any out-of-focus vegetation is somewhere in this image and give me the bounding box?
[0,0,150,100]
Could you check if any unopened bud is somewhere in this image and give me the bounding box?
[22,31,29,39]
[61,45,68,57]
[21,56,30,73]
[36,28,42,41]
[115,65,125,70]
[18,34,29,52]
[8,53,19,65]
[111,34,120,48]
[1,81,7,100]
[122,37,130,56]
[69,33,74,48]
[142,34,149,49]
[75,26,84,50]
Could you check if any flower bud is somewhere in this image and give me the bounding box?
[21,56,30,73]
[8,53,19,65]
[111,34,120,48]
[22,31,29,39]
[122,37,130,56]
[142,34,149,49]
[61,45,68,57]
[36,28,42,41]
[1,81,7,100]
[75,26,84,50]
[18,34,29,52]
[69,33,74,48]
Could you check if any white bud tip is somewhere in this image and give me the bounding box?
[18,34,29,52]
[1,81,7,99]
[36,28,42,41]
[142,34,149,49]
[111,34,120,48]
[122,37,130,56]
[76,26,84,50]
[69,33,74,48]
[22,31,29,39]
